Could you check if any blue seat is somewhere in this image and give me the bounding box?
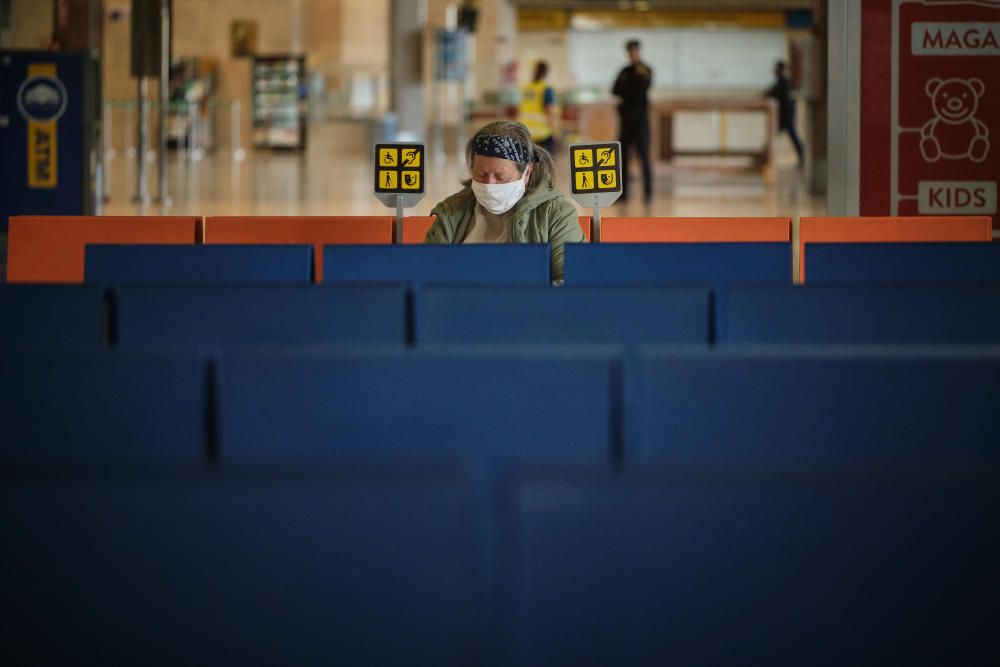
[323,244,551,285]
[565,242,791,287]
[500,471,1000,666]
[627,347,1000,468]
[807,241,1000,284]
[0,284,105,346]
[116,284,408,346]
[0,349,205,465]
[220,347,616,466]
[0,464,488,665]
[84,244,313,284]
[719,285,1000,343]
[414,285,711,345]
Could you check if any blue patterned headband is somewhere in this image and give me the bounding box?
[472,133,540,163]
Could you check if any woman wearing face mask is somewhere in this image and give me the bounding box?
[424,121,585,282]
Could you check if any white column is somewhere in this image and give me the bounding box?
[826,0,861,215]
[391,0,427,140]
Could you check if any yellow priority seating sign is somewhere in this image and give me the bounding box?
[568,142,622,209]
[374,143,426,208]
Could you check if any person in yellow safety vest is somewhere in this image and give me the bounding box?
[520,61,557,154]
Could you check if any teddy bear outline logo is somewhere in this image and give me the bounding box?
[919,77,990,163]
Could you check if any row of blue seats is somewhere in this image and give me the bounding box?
[81,241,1000,286]
[4,346,998,469]
[5,283,1000,346]
[83,243,790,286]
[4,346,998,663]
[3,458,998,662]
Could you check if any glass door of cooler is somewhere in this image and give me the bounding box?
[251,55,307,150]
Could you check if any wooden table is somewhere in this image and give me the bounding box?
[571,97,776,173]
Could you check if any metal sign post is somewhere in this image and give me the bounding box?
[395,195,405,242]
[567,141,623,242]
[374,143,426,243]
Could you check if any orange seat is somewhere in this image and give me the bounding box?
[404,216,593,243]
[203,216,394,282]
[403,216,435,244]
[799,216,992,282]
[7,216,199,283]
[601,217,792,243]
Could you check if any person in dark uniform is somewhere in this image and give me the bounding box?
[765,61,805,167]
[612,39,653,203]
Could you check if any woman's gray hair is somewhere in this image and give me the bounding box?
[462,120,556,193]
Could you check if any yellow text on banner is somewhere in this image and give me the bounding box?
[26,63,58,189]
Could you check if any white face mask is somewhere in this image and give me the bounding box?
[471,171,527,215]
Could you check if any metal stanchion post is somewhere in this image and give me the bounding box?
[156,0,170,205]
[231,99,245,161]
[134,78,150,205]
[94,155,105,214]
[189,100,203,161]
[104,102,116,159]
[124,102,135,158]
[177,102,188,160]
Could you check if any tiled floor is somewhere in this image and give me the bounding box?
[101,120,825,220]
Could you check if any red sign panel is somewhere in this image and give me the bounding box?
[862,0,1000,226]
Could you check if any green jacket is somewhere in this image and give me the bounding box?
[424,183,586,281]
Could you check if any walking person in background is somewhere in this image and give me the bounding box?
[765,60,805,167]
[612,39,653,203]
[520,61,558,155]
